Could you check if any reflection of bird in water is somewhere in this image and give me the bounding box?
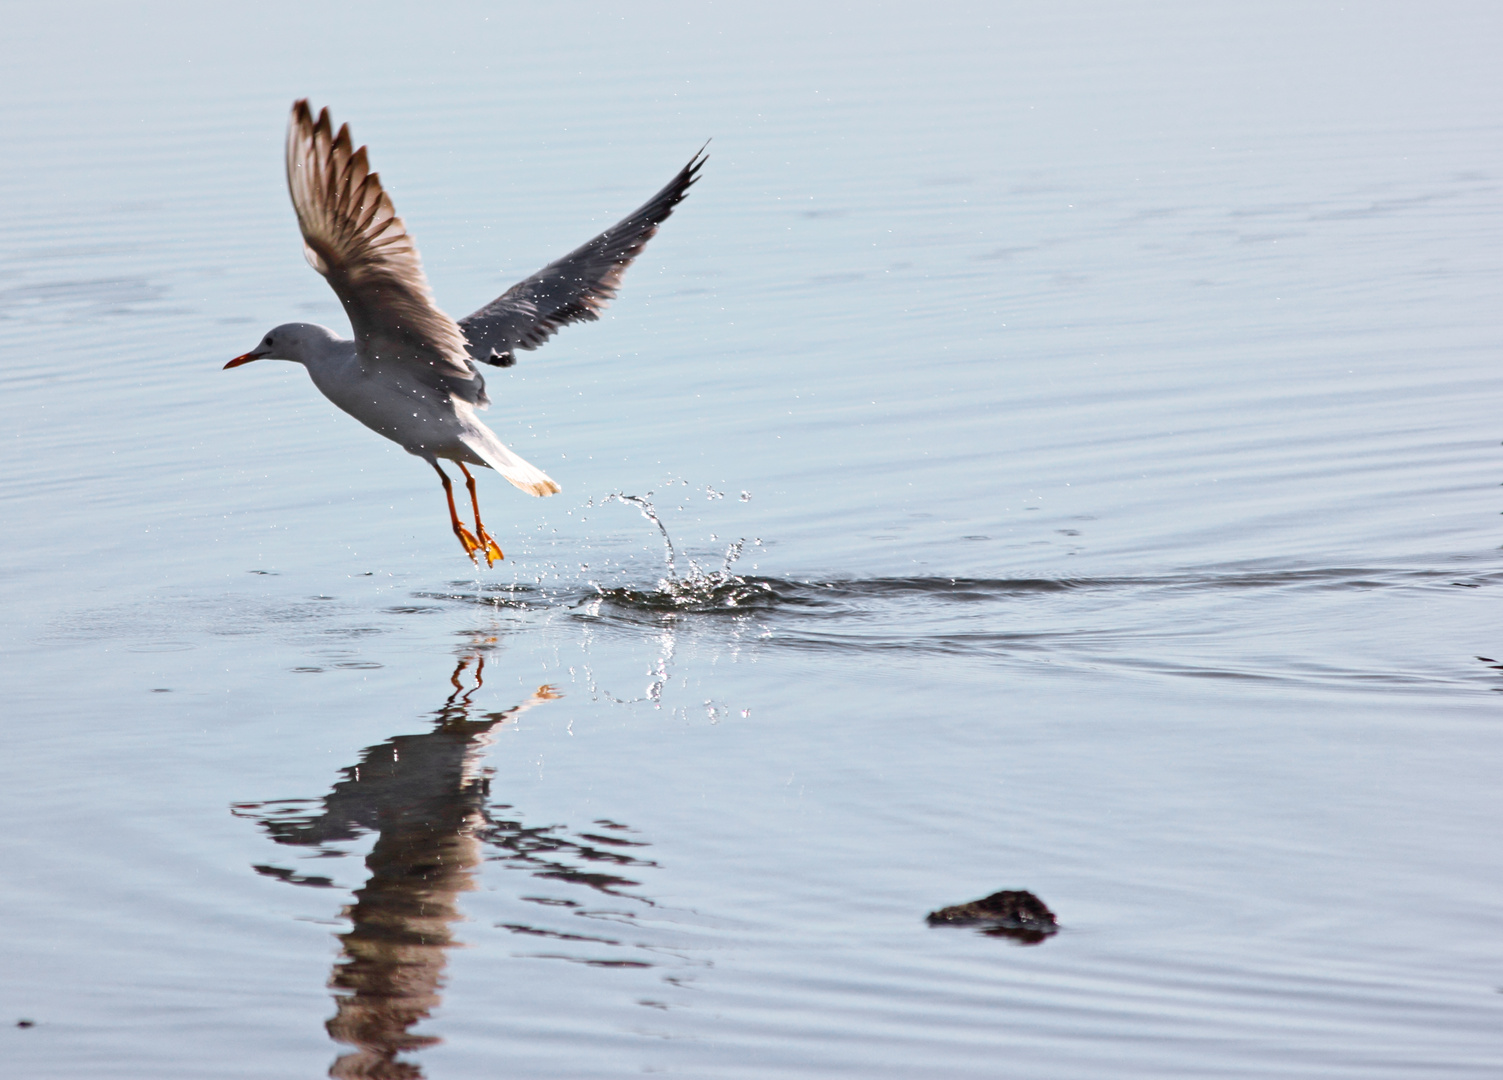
[225,100,705,565]
[240,659,553,1079]
[235,656,660,1079]
[328,665,557,1079]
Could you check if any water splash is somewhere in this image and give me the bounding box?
[599,493,771,613]
[602,493,677,577]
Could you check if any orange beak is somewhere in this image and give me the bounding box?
[224,351,262,369]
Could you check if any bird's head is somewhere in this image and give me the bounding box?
[225,323,339,369]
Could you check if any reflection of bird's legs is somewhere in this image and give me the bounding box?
[431,460,482,564]
[457,462,504,566]
[447,656,482,702]
[438,656,485,724]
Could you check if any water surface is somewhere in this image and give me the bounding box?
[2,2,1501,1077]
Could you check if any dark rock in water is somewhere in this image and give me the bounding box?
[926,890,1058,944]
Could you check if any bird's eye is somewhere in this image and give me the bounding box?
[265,336,274,346]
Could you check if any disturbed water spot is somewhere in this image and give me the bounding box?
[252,864,337,889]
[499,923,621,945]
[517,954,653,969]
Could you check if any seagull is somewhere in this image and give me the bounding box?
[226,100,704,565]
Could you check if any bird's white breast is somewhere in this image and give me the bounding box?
[305,353,474,461]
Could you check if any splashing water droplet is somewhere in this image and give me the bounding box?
[603,493,678,578]
[720,538,746,574]
[598,493,770,612]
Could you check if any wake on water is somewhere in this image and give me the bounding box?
[414,495,1503,690]
[434,487,1503,619]
[594,493,772,613]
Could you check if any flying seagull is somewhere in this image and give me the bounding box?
[227,100,704,565]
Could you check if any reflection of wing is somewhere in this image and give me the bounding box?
[286,99,474,380]
[459,147,707,367]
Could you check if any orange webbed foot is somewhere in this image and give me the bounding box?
[478,529,504,566]
[453,523,483,564]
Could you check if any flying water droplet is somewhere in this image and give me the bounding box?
[603,493,678,577]
[599,493,769,612]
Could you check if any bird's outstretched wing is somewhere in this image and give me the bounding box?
[286,100,474,381]
[459,146,707,367]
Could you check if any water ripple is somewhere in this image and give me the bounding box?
[422,563,1503,619]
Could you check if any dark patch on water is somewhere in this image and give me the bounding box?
[927,890,1059,944]
[499,924,621,945]
[252,864,337,889]
[517,954,653,969]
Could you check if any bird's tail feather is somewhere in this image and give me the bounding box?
[461,430,561,497]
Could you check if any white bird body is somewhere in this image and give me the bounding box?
[262,322,559,498]
[227,101,704,563]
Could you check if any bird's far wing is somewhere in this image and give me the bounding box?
[458,146,707,367]
[286,100,473,380]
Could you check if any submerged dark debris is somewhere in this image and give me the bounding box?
[926,889,1059,944]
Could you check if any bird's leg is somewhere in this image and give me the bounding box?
[432,461,482,564]
[458,462,504,566]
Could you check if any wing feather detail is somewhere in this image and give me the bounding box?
[286,100,474,380]
[459,146,706,367]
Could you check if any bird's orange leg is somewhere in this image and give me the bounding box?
[431,461,482,564]
[458,462,504,566]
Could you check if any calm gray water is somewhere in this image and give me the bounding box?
[3,2,1501,1077]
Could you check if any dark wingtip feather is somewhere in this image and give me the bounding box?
[457,144,707,364]
[663,142,709,209]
